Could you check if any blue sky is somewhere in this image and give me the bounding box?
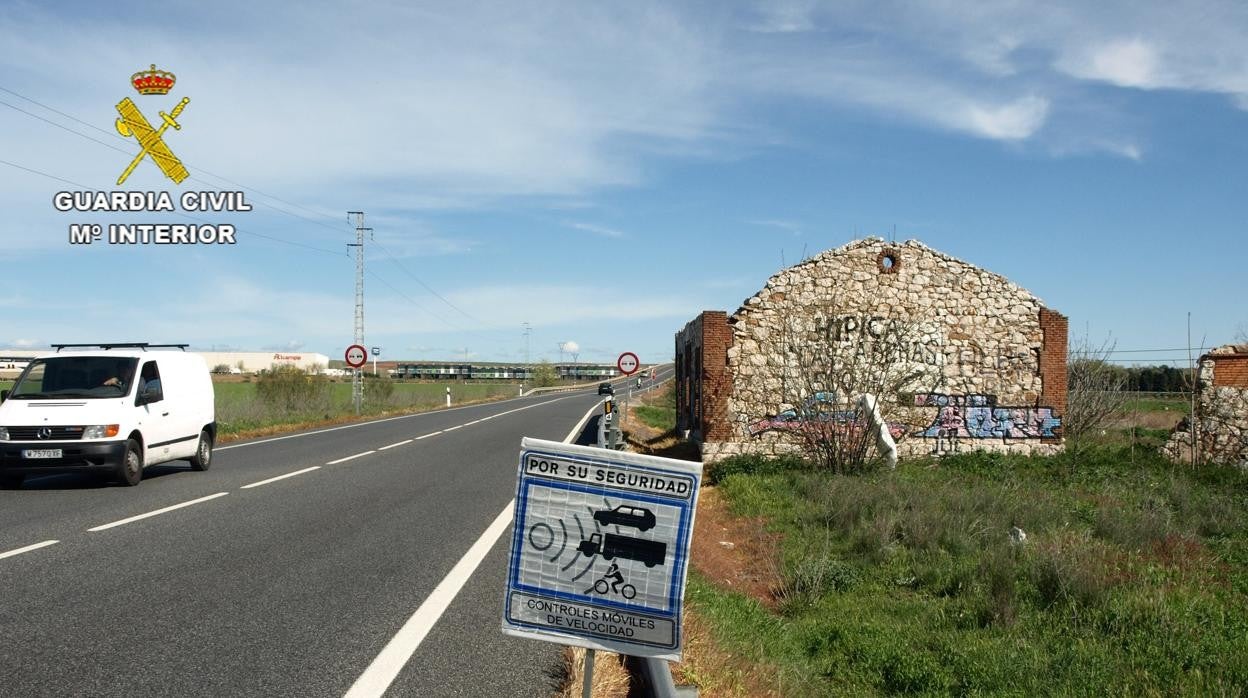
[0,1,1244,366]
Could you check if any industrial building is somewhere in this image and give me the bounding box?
[0,349,330,377]
[390,362,621,381]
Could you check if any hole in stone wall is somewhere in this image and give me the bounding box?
[877,249,901,274]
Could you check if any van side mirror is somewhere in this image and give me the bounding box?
[0,389,7,402]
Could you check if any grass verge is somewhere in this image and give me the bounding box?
[212,380,519,439]
[684,444,1248,695]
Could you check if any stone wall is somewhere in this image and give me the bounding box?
[694,238,1066,463]
[1163,345,1248,467]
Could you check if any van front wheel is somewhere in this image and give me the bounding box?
[190,430,213,471]
[117,440,143,486]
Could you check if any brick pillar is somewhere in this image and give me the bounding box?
[1038,308,1068,428]
[700,311,732,440]
[1211,355,1248,387]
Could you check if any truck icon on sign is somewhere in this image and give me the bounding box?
[577,532,666,568]
[593,505,657,532]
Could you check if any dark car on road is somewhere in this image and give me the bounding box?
[594,504,656,532]
[597,382,614,395]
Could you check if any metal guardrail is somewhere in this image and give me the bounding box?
[592,377,691,698]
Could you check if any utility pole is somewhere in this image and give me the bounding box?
[348,211,371,415]
[522,321,531,387]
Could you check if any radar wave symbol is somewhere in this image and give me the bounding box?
[527,501,613,583]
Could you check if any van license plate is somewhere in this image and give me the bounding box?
[22,449,62,459]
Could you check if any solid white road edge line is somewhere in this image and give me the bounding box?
[343,398,606,698]
[240,466,321,489]
[343,503,514,698]
[87,493,229,532]
[327,451,375,465]
[0,539,59,561]
[378,440,412,451]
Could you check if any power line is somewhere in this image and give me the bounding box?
[0,97,132,156]
[369,236,481,324]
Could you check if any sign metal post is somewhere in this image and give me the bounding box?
[344,344,368,414]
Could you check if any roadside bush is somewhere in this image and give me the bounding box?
[254,364,331,411]
[704,454,810,485]
[776,555,861,614]
[365,376,395,405]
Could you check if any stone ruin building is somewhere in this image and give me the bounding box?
[1163,344,1248,467]
[675,238,1068,463]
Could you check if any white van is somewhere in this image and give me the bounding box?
[0,343,215,488]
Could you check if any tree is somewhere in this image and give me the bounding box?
[531,360,559,388]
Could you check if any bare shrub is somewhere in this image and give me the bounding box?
[365,375,394,405]
[757,298,943,473]
[1064,339,1130,452]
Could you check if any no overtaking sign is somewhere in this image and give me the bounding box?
[502,438,702,660]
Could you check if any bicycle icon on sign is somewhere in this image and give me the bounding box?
[584,563,636,600]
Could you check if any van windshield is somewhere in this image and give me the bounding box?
[9,356,140,399]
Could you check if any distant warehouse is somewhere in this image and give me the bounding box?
[0,349,329,376]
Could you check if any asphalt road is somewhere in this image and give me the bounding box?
[0,366,673,697]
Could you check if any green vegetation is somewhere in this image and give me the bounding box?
[0,376,516,437]
[690,444,1248,696]
[634,383,677,431]
[531,360,559,388]
[214,380,516,436]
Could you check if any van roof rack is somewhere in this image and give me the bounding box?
[51,343,189,352]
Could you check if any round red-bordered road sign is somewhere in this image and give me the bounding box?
[345,344,368,368]
[617,352,640,376]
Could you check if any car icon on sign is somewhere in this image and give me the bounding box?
[593,505,656,532]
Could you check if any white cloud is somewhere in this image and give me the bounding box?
[565,222,627,238]
[1080,38,1161,88]
[964,95,1050,140]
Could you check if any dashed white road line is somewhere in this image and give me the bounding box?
[0,539,59,561]
[344,397,606,698]
[378,440,412,451]
[87,493,230,532]
[415,432,441,440]
[241,466,321,489]
[327,451,375,465]
[442,425,462,432]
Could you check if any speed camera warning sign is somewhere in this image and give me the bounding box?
[502,437,702,660]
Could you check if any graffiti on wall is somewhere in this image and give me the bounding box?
[912,394,1060,453]
[747,392,907,440]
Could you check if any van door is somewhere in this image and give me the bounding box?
[136,360,178,465]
